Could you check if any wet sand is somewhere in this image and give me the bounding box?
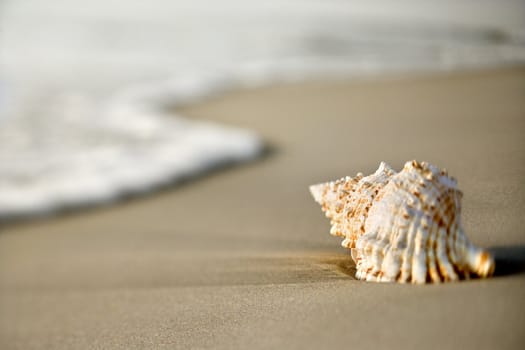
[1,67,525,349]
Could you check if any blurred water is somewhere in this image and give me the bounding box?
[0,0,524,219]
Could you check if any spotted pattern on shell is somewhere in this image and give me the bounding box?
[310,160,495,284]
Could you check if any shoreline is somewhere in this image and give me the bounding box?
[2,64,523,229]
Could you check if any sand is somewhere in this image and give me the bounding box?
[1,67,524,349]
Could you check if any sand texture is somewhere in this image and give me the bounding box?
[1,67,525,349]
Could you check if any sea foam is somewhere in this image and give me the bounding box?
[0,73,262,219]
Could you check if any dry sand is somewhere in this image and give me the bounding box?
[1,67,524,349]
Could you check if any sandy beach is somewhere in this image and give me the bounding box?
[1,67,524,349]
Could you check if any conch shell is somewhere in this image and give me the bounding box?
[310,160,495,284]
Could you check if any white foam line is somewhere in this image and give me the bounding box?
[0,71,264,220]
